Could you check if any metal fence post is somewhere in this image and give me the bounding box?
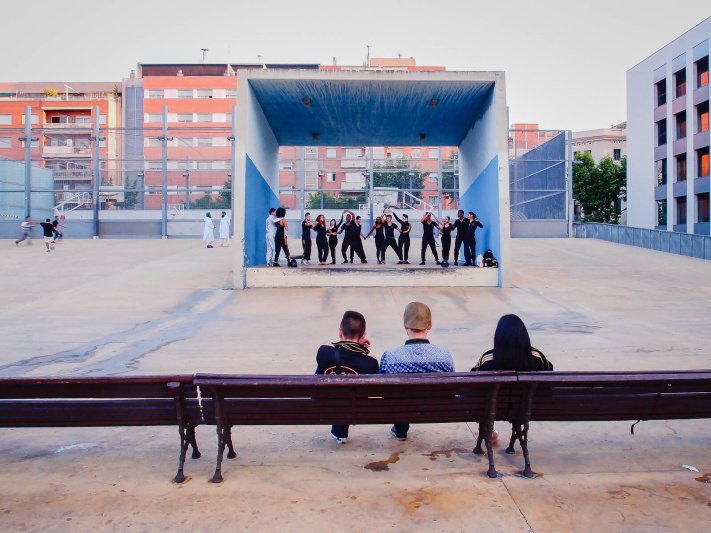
[369,147,374,227]
[437,148,443,220]
[299,147,305,221]
[92,105,100,237]
[22,106,32,218]
[230,104,236,237]
[567,130,573,237]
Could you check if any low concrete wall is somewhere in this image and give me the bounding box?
[510,220,568,238]
[574,222,711,260]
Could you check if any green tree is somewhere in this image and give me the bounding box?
[115,179,139,210]
[189,179,231,210]
[573,153,626,224]
[373,158,427,201]
[441,150,458,204]
[306,192,364,210]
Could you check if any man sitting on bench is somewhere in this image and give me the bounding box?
[379,302,454,440]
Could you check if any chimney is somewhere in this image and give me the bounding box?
[333,57,337,66]
[129,70,135,79]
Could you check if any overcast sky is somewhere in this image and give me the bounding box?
[1,1,709,132]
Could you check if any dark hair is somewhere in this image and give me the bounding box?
[269,208,276,214]
[402,214,408,220]
[468,212,475,218]
[356,216,361,221]
[340,311,366,339]
[330,219,336,226]
[492,314,534,371]
[458,210,464,216]
[276,207,286,218]
[46,218,51,222]
[305,212,310,217]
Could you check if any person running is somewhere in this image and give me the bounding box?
[463,212,484,266]
[351,216,368,263]
[39,219,56,252]
[313,214,329,265]
[381,212,403,264]
[218,211,231,247]
[392,211,411,264]
[51,216,66,243]
[265,208,283,266]
[273,207,292,266]
[365,216,385,263]
[326,216,343,265]
[439,216,454,262]
[203,212,215,248]
[452,210,469,266]
[15,216,38,246]
[420,212,441,265]
[301,212,317,265]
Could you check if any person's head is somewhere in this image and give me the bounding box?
[386,215,392,223]
[329,218,336,227]
[221,211,227,217]
[46,218,51,223]
[316,214,325,225]
[276,207,286,218]
[54,215,59,220]
[403,302,432,338]
[492,314,534,371]
[346,213,352,222]
[25,216,31,221]
[458,209,464,219]
[445,216,451,223]
[402,214,408,221]
[305,212,311,222]
[375,217,382,225]
[468,211,475,220]
[269,208,276,215]
[206,212,211,218]
[339,310,367,343]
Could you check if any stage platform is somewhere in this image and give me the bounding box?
[246,262,499,288]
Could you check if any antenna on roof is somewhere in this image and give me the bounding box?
[201,48,208,62]
[366,45,370,67]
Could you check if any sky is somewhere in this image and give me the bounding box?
[1,0,709,132]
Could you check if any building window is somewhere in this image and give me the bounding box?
[327,172,336,182]
[676,153,687,182]
[698,147,710,178]
[411,148,421,159]
[429,195,439,206]
[696,56,709,88]
[178,89,194,99]
[655,79,666,107]
[99,114,107,125]
[674,68,686,98]
[675,111,686,139]
[146,137,161,147]
[326,148,337,158]
[197,90,212,99]
[657,158,667,185]
[0,137,11,148]
[76,116,91,126]
[698,192,710,223]
[429,147,438,158]
[429,173,438,183]
[177,113,193,123]
[197,161,212,170]
[178,137,195,147]
[197,137,213,147]
[697,101,709,133]
[196,113,212,122]
[21,114,39,125]
[146,113,163,123]
[613,149,621,161]
[0,114,11,125]
[657,199,667,227]
[677,196,687,225]
[226,89,237,99]
[148,90,164,99]
[657,119,667,146]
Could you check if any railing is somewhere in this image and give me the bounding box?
[42,122,92,129]
[51,170,92,179]
[43,146,92,155]
[54,192,93,216]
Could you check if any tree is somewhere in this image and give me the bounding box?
[115,179,139,210]
[573,152,626,224]
[42,87,59,97]
[372,158,427,204]
[189,178,231,210]
[306,192,363,210]
[441,150,458,204]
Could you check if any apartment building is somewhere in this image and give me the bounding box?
[627,17,710,234]
[572,123,627,162]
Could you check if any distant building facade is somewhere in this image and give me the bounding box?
[627,17,710,234]
[572,123,626,162]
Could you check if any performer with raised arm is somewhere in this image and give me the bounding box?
[420,212,441,265]
[432,214,454,263]
[463,212,484,266]
[391,211,411,264]
[313,214,329,265]
[351,216,368,263]
[381,211,403,264]
[340,210,355,263]
[365,216,385,263]
[273,207,293,266]
[451,209,469,266]
[326,216,343,265]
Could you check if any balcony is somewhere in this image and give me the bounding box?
[43,145,92,157]
[42,122,92,133]
[51,169,93,180]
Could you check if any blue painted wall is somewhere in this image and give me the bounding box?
[244,154,278,266]
[460,155,501,284]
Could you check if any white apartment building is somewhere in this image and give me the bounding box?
[627,17,710,234]
[572,123,626,162]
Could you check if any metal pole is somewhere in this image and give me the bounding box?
[299,147,305,221]
[161,105,168,238]
[93,105,100,237]
[320,156,323,210]
[368,147,374,227]
[567,130,574,237]
[185,156,191,208]
[23,106,31,218]
[230,104,236,237]
[437,148,443,220]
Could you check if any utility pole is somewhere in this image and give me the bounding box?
[18,106,37,218]
[89,105,105,237]
[158,105,173,238]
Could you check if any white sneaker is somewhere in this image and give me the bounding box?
[331,432,347,444]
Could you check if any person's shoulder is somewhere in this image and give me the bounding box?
[531,347,553,371]
[471,349,495,371]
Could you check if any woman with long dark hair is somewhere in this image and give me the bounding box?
[327,217,343,265]
[313,214,329,265]
[273,207,292,266]
[365,216,385,264]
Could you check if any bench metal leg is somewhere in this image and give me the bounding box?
[212,426,228,483]
[506,423,520,455]
[519,421,534,478]
[472,384,499,478]
[174,425,190,484]
[187,423,201,459]
[225,427,237,459]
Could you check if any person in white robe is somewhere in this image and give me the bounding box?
[219,211,231,247]
[203,212,215,248]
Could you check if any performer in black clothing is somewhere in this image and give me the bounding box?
[365,217,385,263]
[301,213,317,265]
[382,214,403,263]
[327,216,343,265]
[313,215,329,265]
[315,310,379,443]
[391,211,411,264]
[420,212,441,265]
[273,207,291,265]
[463,211,484,266]
[451,210,469,266]
[340,210,356,263]
[440,216,454,261]
[350,216,367,263]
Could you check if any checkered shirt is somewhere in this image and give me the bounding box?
[379,341,455,374]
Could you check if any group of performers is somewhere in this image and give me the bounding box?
[265,207,483,267]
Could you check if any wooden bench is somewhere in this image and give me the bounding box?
[195,370,711,483]
[0,376,203,483]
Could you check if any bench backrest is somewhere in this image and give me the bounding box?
[0,376,202,428]
[195,373,519,426]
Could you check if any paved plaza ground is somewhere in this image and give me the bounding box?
[1,236,710,532]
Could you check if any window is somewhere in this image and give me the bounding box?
[390,148,404,158]
[178,89,194,99]
[196,113,212,122]
[429,147,438,158]
[99,114,106,125]
[677,196,687,225]
[327,172,336,182]
[177,113,193,123]
[21,114,39,125]
[613,149,622,161]
[279,161,294,170]
[0,137,11,148]
[326,148,337,158]
[197,137,213,147]
[146,113,163,123]
[676,153,687,182]
[698,192,710,223]
[226,113,232,123]
[429,173,438,183]
[657,158,667,186]
[698,147,710,178]
[657,199,667,226]
[698,101,709,133]
[429,195,439,206]
[696,56,709,88]
[146,161,162,170]
[411,148,421,159]
[226,89,237,99]
[21,139,39,148]
[197,161,212,170]
[75,116,91,126]
[197,90,212,99]
[99,138,106,148]
[178,137,195,147]
[675,111,686,139]
[656,79,666,107]
[674,68,686,98]
[148,90,164,99]
[657,119,667,146]
[0,114,11,125]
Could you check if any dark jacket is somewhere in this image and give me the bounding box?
[472,348,553,372]
[316,341,379,375]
